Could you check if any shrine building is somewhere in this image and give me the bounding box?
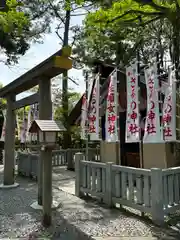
[68,61,180,169]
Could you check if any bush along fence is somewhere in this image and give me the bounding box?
[17,148,100,179]
[75,152,180,226]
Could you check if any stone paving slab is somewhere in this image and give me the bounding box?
[52,166,76,181]
[58,178,75,195]
[94,237,157,240]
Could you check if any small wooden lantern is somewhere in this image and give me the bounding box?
[29,120,66,148]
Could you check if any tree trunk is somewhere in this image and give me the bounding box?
[172,5,180,82]
[62,6,73,170]
[62,8,71,149]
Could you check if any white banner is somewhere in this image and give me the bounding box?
[143,64,162,143]
[88,75,100,140]
[0,110,6,142]
[20,116,27,143]
[80,94,87,140]
[27,106,33,142]
[32,104,39,141]
[125,62,140,142]
[16,114,20,140]
[105,69,119,142]
[88,78,94,103]
[162,68,176,141]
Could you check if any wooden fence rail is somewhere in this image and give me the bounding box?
[17,148,100,179]
[75,152,180,226]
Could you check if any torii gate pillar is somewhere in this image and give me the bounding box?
[0,94,19,188]
[39,78,53,226]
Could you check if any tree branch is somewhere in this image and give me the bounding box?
[68,77,79,86]
[140,16,162,27]
[48,1,65,24]
[70,13,87,16]
[72,3,94,12]
[107,9,164,24]
[56,29,64,42]
[134,0,169,12]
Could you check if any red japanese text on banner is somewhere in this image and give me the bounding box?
[81,94,87,140]
[162,68,176,141]
[125,63,140,142]
[143,64,162,143]
[88,75,100,140]
[105,70,119,142]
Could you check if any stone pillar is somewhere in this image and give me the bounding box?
[38,78,52,208]
[3,94,18,187]
[39,78,53,227]
[42,148,52,227]
[143,143,167,169]
[100,141,120,165]
[143,142,175,169]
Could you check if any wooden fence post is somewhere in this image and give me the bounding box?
[67,148,74,170]
[105,162,113,207]
[151,168,164,225]
[75,152,83,197]
[88,148,95,161]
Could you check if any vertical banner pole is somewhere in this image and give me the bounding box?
[85,71,89,161]
[137,52,144,168]
[156,52,164,141]
[98,65,102,141]
[116,68,120,164]
[98,66,102,161]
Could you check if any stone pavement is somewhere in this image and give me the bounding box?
[53,166,76,195]
[0,166,179,239]
[94,238,157,240]
[53,167,180,240]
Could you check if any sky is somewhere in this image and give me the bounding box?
[0,14,86,100]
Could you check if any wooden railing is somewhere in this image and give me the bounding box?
[17,148,100,179]
[75,152,180,226]
[52,150,67,166]
[162,167,180,215]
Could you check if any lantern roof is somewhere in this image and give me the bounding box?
[29,120,66,133]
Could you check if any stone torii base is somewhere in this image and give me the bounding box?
[0,182,19,189]
[30,200,59,210]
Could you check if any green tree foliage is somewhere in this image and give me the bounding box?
[21,0,94,148]
[54,90,81,122]
[79,0,180,74]
[0,82,6,109]
[0,0,52,64]
[75,16,173,67]
[54,89,81,146]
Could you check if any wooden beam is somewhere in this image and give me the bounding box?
[13,93,39,110]
[0,49,72,97]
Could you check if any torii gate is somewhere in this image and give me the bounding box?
[0,47,72,226]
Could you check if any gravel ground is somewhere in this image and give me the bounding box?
[0,168,91,239]
[52,188,180,240]
[0,166,179,239]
